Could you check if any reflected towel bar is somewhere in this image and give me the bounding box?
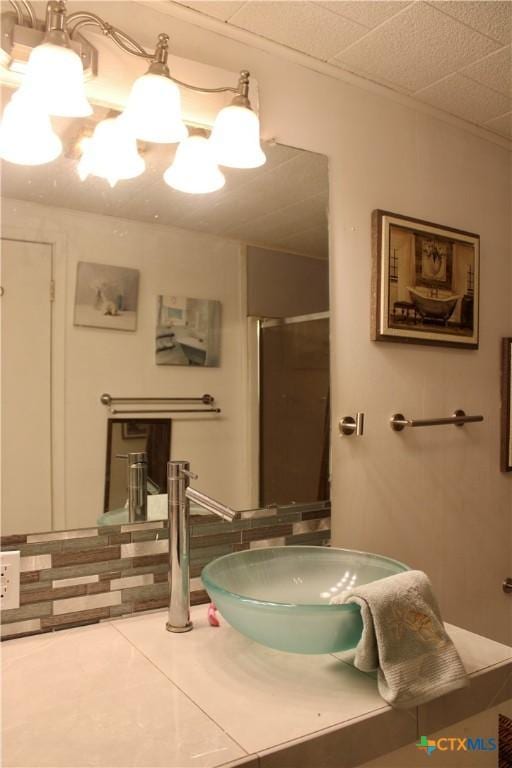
[100,393,215,406]
[100,393,221,415]
[390,409,484,432]
[110,407,221,415]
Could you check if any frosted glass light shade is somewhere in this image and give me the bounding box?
[0,91,62,165]
[163,134,225,194]
[77,116,145,188]
[210,105,266,169]
[20,43,92,118]
[123,73,188,144]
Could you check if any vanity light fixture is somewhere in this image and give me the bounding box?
[210,73,266,169]
[18,0,92,117]
[122,34,188,145]
[0,0,266,190]
[0,89,62,165]
[77,115,145,187]
[164,130,225,194]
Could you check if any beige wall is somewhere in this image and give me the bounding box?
[80,2,512,641]
[246,245,328,318]
[2,199,251,530]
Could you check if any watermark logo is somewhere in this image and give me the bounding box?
[416,736,437,755]
[416,736,497,755]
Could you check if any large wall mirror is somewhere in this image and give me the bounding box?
[0,92,329,536]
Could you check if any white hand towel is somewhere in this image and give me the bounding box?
[331,570,468,708]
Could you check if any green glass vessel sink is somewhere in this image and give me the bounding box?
[201,546,408,654]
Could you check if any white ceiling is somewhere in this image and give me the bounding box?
[0,120,329,258]
[173,0,512,141]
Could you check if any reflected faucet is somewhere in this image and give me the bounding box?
[166,460,239,633]
[116,451,148,523]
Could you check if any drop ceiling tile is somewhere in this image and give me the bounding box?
[461,45,512,98]
[333,1,501,92]
[416,72,510,123]
[228,1,368,61]
[177,1,246,22]
[429,1,512,45]
[484,111,512,138]
[317,1,411,29]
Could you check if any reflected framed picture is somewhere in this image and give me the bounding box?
[155,295,221,366]
[371,210,479,348]
[122,422,149,440]
[74,261,140,332]
[501,338,512,472]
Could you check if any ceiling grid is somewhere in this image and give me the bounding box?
[174,0,511,140]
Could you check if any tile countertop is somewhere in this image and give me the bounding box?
[2,606,511,768]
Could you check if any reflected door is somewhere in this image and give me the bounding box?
[1,239,53,534]
[260,314,330,506]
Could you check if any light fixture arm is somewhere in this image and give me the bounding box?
[64,5,251,99]
[7,0,36,27]
[7,0,253,101]
[67,11,153,59]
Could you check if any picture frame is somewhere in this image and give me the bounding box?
[371,210,480,349]
[155,295,221,366]
[122,422,149,440]
[501,338,512,473]
[74,261,140,332]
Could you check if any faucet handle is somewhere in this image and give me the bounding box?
[180,468,198,480]
[116,452,147,463]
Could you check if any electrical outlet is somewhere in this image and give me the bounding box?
[0,551,20,610]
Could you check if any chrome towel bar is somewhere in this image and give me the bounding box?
[390,409,484,432]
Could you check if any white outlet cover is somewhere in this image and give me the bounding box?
[0,550,21,610]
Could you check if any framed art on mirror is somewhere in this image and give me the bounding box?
[501,338,512,473]
[74,261,140,331]
[371,210,479,349]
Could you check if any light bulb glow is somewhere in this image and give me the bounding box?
[210,105,266,169]
[0,91,62,165]
[20,42,92,118]
[77,117,145,187]
[123,73,188,144]
[163,134,225,194]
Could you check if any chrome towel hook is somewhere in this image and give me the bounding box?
[339,412,365,436]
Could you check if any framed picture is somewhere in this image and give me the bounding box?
[122,422,149,440]
[74,261,140,331]
[501,338,512,472]
[155,295,221,366]
[371,210,479,348]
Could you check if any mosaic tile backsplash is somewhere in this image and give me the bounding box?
[0,502,330,640]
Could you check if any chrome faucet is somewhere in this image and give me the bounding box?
[166,460,239,633]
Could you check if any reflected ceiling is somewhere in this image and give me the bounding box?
[0,92,329,259]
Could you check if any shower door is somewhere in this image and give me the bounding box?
[259,312,330,506]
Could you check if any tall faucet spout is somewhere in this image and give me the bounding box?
[166,460,193,633]
[185,486,237,522]
[166,460,240,634]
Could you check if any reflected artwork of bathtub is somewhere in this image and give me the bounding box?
[372,210,479,349]
[155,294,221,366]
